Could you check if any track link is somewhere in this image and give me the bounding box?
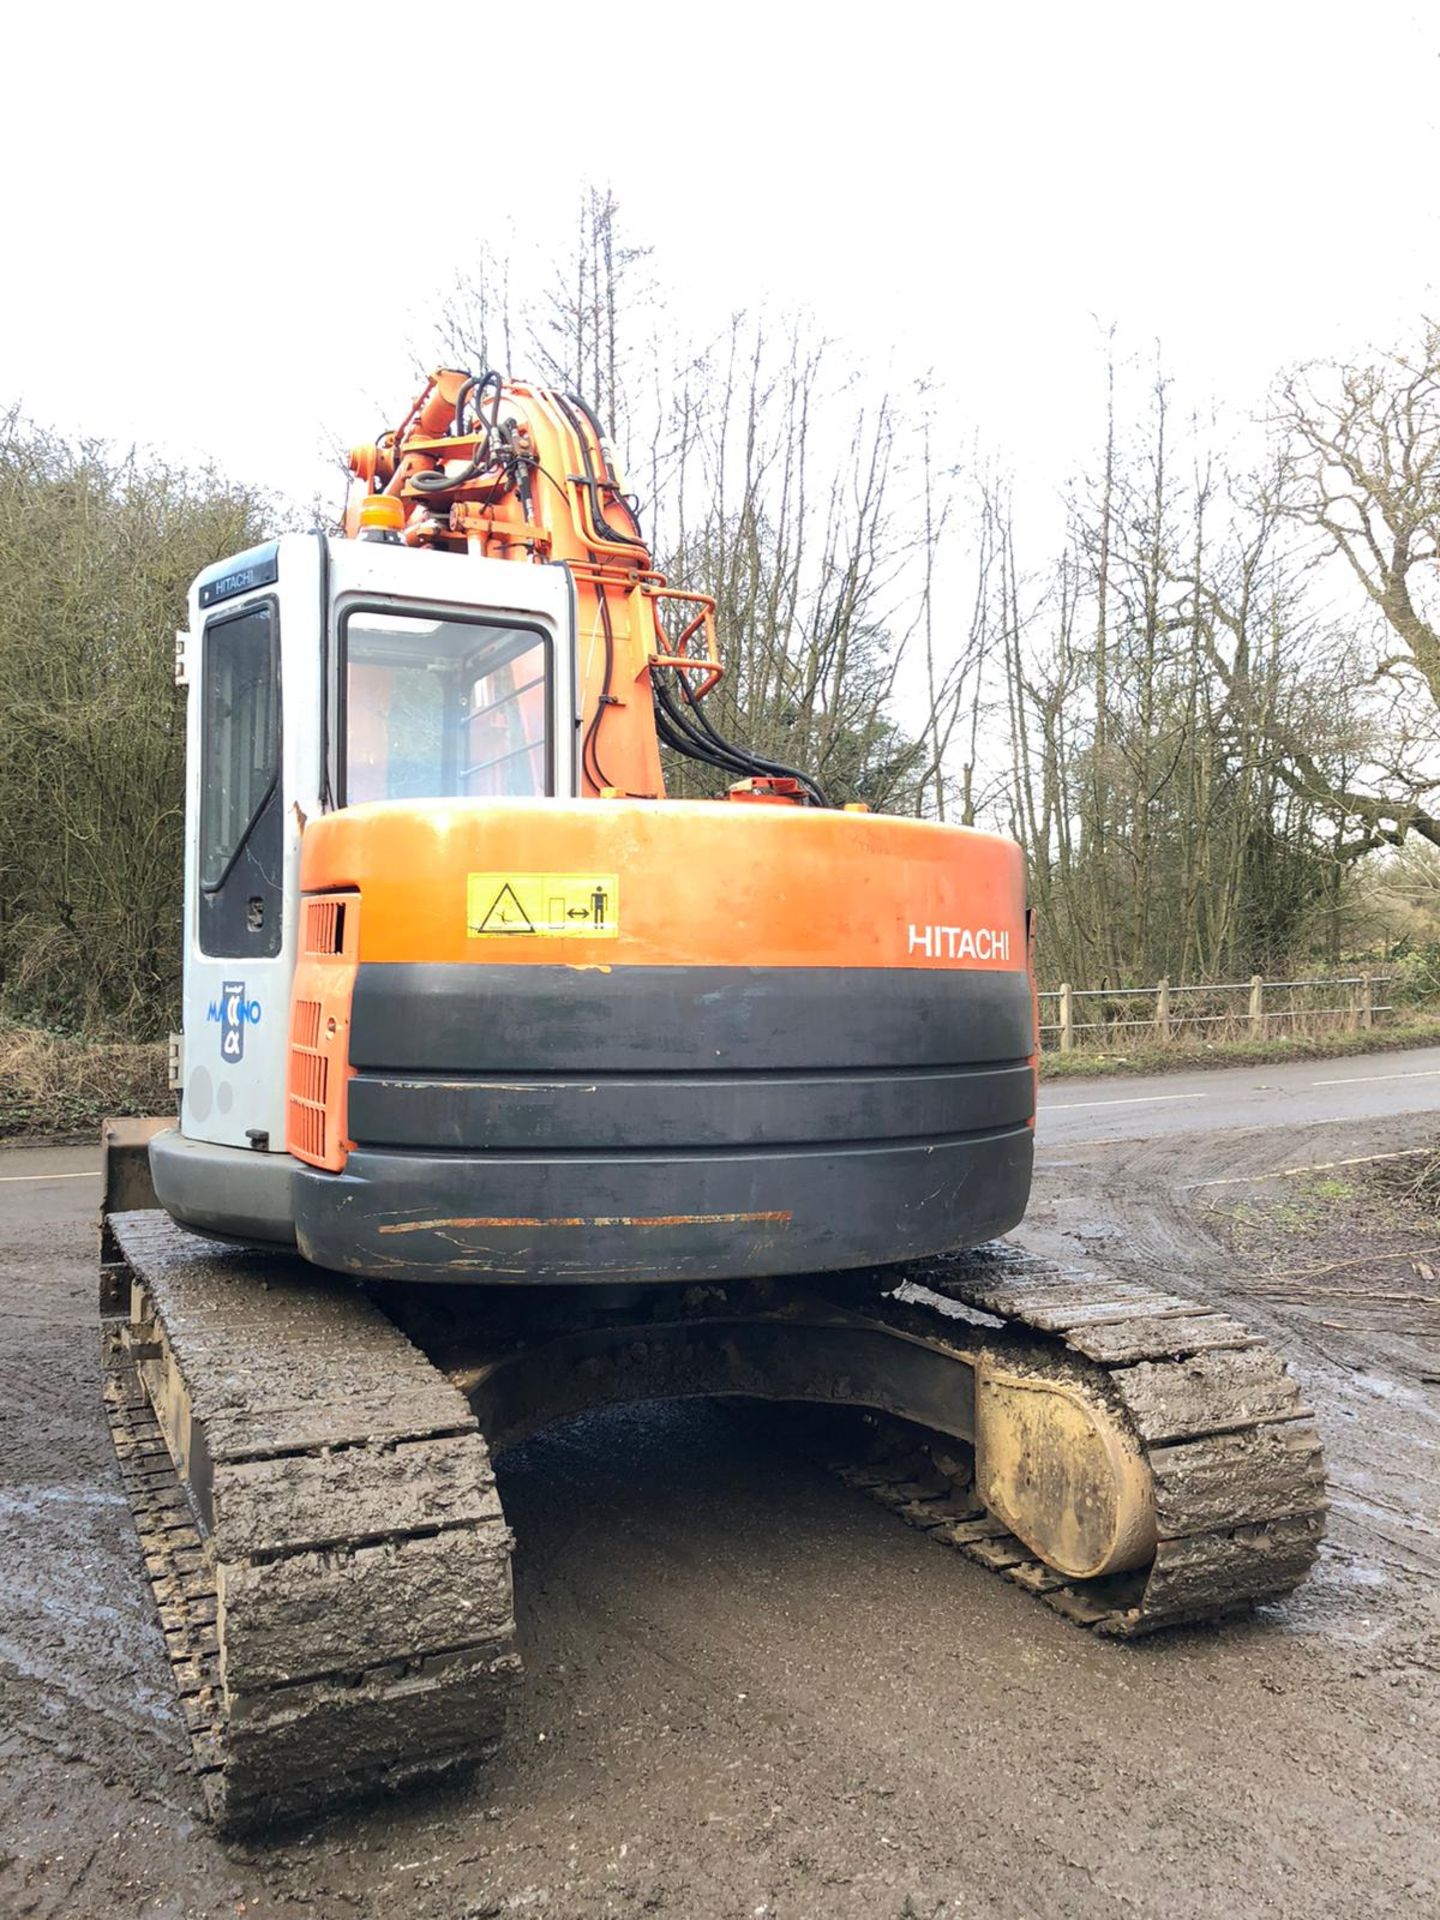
[100,1207,1325,1824]
[823,1244,1328,1633]
[101,1211,519,1829]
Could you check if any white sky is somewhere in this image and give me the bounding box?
[3,0,1437,523]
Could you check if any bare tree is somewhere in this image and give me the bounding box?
[1269,321,1440,849]
[436,239,515,377]
[439,194,944,809]
[528,187,654,444]
[995,343,1363,990]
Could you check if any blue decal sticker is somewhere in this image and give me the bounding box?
[221,981,246,1063]
[208,982,262,1062]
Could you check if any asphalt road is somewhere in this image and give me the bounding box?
[1039,1044,1440,1145]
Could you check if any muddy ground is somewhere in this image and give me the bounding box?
[2,1114,1438,1920]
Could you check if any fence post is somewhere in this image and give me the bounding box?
[1059,982,1074,1053]
[1249,974,1265,1038]
[1338,975,1375,1033]
[1155,976,1171,1042]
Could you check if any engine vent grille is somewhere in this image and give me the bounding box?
[304,898,346,956]
[292,1049,327,1105]
[288,997,328,1164]
[290,1099,325,1163]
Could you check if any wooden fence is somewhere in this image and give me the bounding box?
[1037,974,1394,1053]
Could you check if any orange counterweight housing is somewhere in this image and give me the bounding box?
[284,799,1038,1286]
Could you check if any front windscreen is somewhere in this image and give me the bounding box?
[341,610,550,803]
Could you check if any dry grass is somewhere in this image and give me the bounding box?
[1374,1143,1440,1216]
[1041,1015,1440,1078]
[0,1024,169,1140]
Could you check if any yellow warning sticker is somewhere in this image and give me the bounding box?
[467,873,620,939]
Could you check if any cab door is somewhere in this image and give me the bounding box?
[179,535,323,1151]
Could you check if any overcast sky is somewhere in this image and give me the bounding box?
[4,1,1436,519]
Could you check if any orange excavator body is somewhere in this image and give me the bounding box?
[98,369,1321,1838]
[149,368,1037,1283]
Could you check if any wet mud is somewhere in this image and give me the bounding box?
[1,1124,1437,1919]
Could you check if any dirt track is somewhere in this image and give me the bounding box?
[2,1101,1439,1920]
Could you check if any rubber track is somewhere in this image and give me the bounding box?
[101,1211,519,1829]
[826,1244,1328,1634]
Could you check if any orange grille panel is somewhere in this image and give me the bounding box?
[290,1099,326,1163]
[286,892,358,1171]
[293,1047,327,1106]
[304,897,345,955]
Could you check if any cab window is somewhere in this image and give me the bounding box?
[341,611,550,803]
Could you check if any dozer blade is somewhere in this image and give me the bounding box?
[99,1117,168,1310]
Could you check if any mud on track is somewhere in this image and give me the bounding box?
[1,1126,1438,1920]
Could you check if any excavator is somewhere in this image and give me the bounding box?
[100,368,1327,1828]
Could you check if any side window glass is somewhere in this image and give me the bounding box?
[198,600,283,960]
[201,604,279,887]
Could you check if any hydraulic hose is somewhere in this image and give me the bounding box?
[409,370,506,494]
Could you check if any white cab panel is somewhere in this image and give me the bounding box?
[179,536,576,1152]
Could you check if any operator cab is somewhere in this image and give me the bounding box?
[161,531,575,1240]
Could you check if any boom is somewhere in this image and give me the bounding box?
[346,369,824,805]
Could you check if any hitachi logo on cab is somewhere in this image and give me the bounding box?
[907,924,1012,962]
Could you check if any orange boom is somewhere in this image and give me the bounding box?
[346,370,727,804]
